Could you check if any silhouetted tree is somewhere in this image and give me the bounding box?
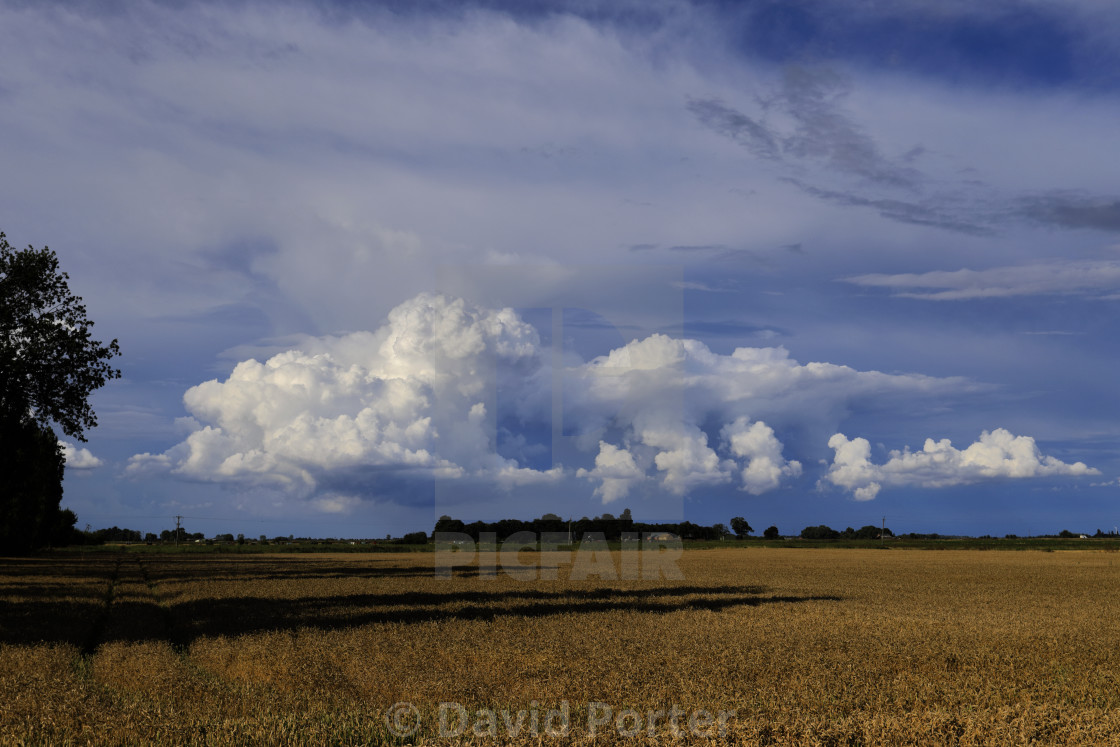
[730,517,753,538]
[434,515,466,535]
[800,525,840,540]
[0,412,65,553]
[763,525,780,540]
[0,232,120,553]
[853,524,892,540]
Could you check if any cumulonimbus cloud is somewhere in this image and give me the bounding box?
[129,293,976,505]
[824,428,1099,500]
[128,294,557,493]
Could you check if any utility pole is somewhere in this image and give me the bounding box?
[881,516,885,545]
[175,515,182,546]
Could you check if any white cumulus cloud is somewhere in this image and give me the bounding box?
[62,442,103,470]
[825,428,1099,500]
[133,293,978,506]
[576,442,647,503]
[721,417,803,495]
[638,417,731,495]
[128,294,554,496]
[564,332,965,500]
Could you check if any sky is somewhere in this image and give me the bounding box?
[4,0,1120,538]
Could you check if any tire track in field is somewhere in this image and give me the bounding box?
[81,556,178,653]
[135,555,180,648]
[81,555,122,656]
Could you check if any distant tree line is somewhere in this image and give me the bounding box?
[74,526,431,546]
[89,526,142,543]
[433,513,911,544]
[800,525,894,540]
[66,520,1120,548]
[435,510,740,542]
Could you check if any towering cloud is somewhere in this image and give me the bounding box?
[577,442,646,503]
[130,298,1105,511]
[128,294,555,493]
[131,293,983,508]
[722,417,803,495]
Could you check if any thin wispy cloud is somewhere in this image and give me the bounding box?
[844,261,1120,300]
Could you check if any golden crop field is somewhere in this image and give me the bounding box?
[2,547,1120,745]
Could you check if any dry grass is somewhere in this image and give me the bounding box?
[2,548,1120,745]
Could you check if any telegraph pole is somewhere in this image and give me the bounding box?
[175,515,182,546]
[881,516,885,545]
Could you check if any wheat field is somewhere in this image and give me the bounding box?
[2,547,1120,745]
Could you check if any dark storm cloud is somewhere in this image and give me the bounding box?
[1020,194,1120,232]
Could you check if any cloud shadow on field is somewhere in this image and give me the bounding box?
[0,556,119,648]
[169,586,843,646]
[0,555,843,649]
[143,559,448,585]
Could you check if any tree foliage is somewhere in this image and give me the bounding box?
[730,516,753,538]
[432,513,727,542]
[0,232,120,552]
[0,232,121,439]
[800,525,840,540]
[847,524,892,540]
[0,415,74,553]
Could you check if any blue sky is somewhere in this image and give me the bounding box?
[4,0,1120,538]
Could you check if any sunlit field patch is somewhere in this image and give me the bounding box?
[2,548,1120,744]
